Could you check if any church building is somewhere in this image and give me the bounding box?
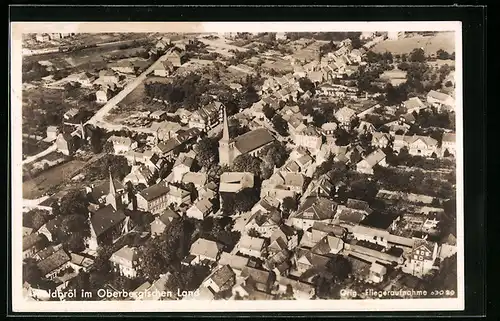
[218,106,275,166]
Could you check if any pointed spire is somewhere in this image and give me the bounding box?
[221,104,230,142]
[108,167,116,197]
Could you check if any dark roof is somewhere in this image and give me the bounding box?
[90,205,126,238]
[36,249,71,276]
[234,128,275,154]
[208,265,235,289]
[23,233,48,252]
[158,209,180,225]
[156,138,179,154]
[36,245,58,260]
[90,179,125,202]
[360,212,400,230]
[294,197,338,220]
[139,182,170,202]
[241,266,272,285]
[336,208,366,225]
[45,216,63,234]
[346,199,371,211]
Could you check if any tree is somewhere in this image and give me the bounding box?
[271,114,289,137]
[281,197,298,218]
[247,228,261,238]
[409,48,426,63]
[23,258,42,285]
[234,188,260,213]
[54,189,89,217]
[313,153,335,179]
[260,141,289,168]
[195,137,219,169]
[263,104,276,121]
[445,81,453,87]
[232,154,262,177]
[298,78,315,94]
[103,141,114,154]
[436,49,451,60]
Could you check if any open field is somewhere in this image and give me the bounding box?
[23,159,87,199]
[371,32,455,55]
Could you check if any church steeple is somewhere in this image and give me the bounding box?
[105,168,120,211]
[218,104,233,166]
[79,121,85,140]
[221,104,230,143]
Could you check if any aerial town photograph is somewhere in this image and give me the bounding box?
[20,30,459,302]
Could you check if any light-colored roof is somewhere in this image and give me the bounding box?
[108,135,134,146]
[427,90,454,103]
[219,172,254,192]
[190,238,221,260]
[239,235,266,251]
[352,225,390,239]
[370,262,387,274]
[335,107,357,122]
[182,172,207,186]
[191,198,213,215]
[403,97,425,110]
[358,149,386,167]
[442,132,456,143]
[218,252,249,271]
[110,245,138,267]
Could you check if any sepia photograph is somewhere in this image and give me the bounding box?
[11,21,464,312]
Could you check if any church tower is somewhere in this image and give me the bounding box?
[79,121,85,140]
[218,105,233,165]
[105,169,122,211]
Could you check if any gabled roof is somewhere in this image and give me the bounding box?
[90,205,126,237]
[89,179,125,202]
[335,107,357,121]
[139,182,170,202]
[23,233,48,252]
[191,198,213,215]
[206,265,235,289]
[403,97,425,110]
[427,90,453,103]
[190,238,222,260]
[218,252,249,271]
[239,235,266,251]
[36,249,70,276]
[293,197,337,221]
[110,245,138,267]
[182,172,207,186]
[234,128,275,155]
[358,149,386,167]
[241,266,272,285]
[158,208,180,225]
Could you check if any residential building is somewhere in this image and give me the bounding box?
[277,277,315,300]
[351,225,391,248]
[172,154,194,182]
[295,250,330,274]
[181,172,208,189]
[96,89,109,103]
[406,239,439,278]
[218,252,249,276]
[36,249,71,280]
[288,197,338,231]
[261,171,305,202]
[356,149,387,174]
[219,172,254,193]
[109,245,140,278]
[426,90,455,111]
[150,209,180,237]
[244,209,282,238]
[335,107,357,127]
[136,181,171,214]
[236,235,268,258]
[166,48,187,67]
[403,97,426,114]
[293,126,323,152]
[23,233,48,259]
[186,198,213,220]
[86,176,128,206]
[393,135,439,157]
[201,265,236,295]
[55,133,75,156]
[124,165,157,187]
[107,135,138,155]
[371,132,392,148]
[45,126,60,142]
[153,60,175,77]
[167,185,191,206]
[189,238,223,264]
[189,102,223,131]
[310,235,345,255]
[219,106,275,166]
[441,133,456,157]
[150,111,168,121]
